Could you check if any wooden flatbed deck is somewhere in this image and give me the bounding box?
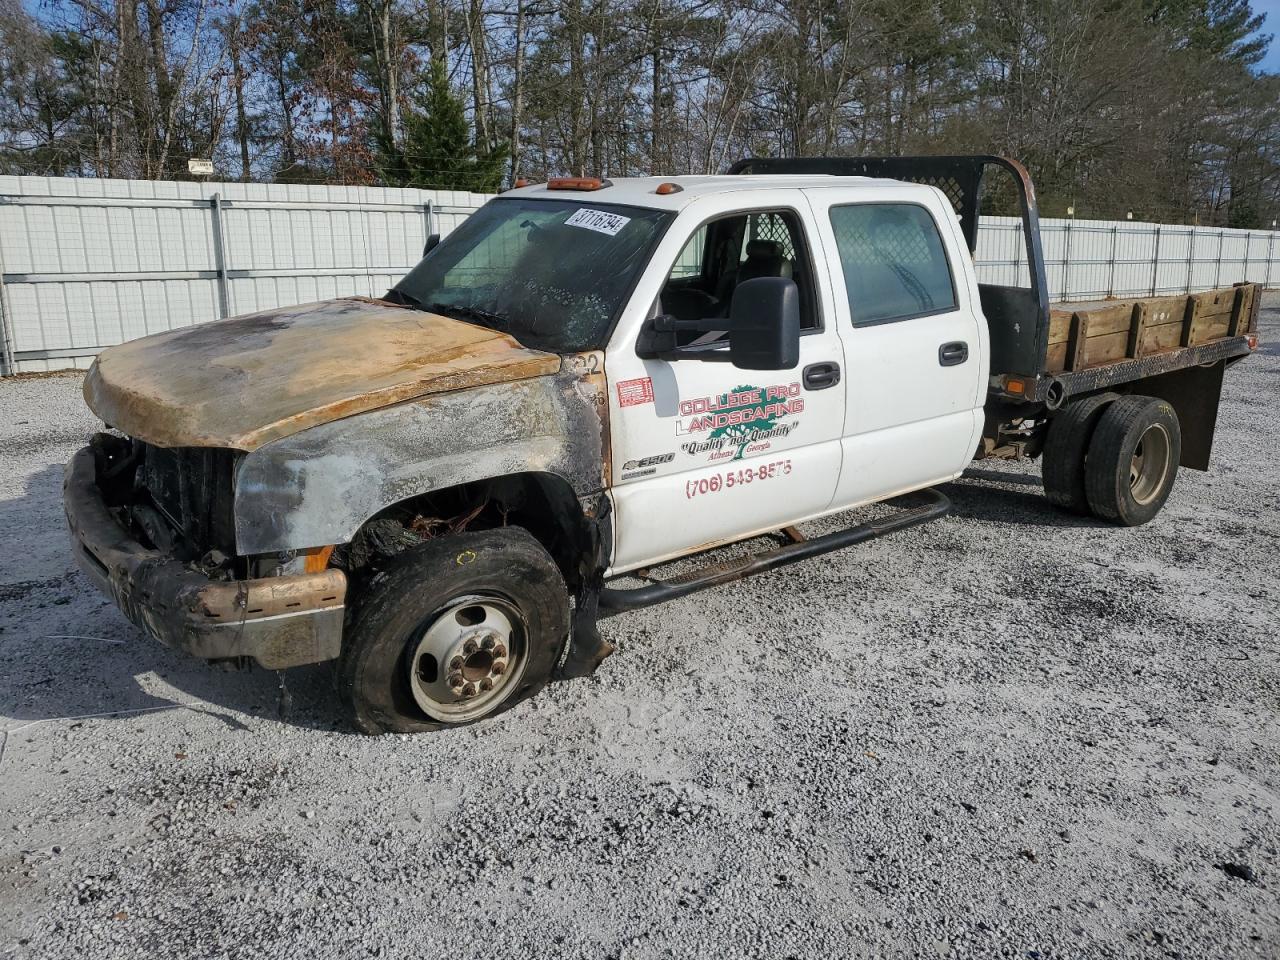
[1045,283,1260,375]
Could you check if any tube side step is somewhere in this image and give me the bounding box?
[598,488,951,616]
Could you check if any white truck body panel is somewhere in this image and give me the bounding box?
[603,180,988,575]
[803,184,988,506]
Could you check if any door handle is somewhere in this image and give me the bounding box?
[938,341,969,366]
[802,361,841,390]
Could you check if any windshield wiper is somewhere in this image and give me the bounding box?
[425,301,507,328]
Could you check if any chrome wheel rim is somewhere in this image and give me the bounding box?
[1129,423,1172,505]
[406,595,526,722]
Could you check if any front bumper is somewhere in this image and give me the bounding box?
[64,448,346,669]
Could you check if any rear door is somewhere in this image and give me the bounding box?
[806,186,987,507]
[605,194,848,574]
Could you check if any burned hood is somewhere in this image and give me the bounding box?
[83,298,562,451]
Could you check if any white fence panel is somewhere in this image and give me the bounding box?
[1,175,1277,374]
[0,176,491,373]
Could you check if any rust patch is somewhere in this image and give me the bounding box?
[83,298,562,451]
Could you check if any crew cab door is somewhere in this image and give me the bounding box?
[805,187,987,507]
[605,195,847,574]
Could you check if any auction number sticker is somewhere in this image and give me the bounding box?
[685,459,792,499]
[565,208,631,236]
[616,376,655,407]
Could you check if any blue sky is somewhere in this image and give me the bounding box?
[1257,0,1280,70]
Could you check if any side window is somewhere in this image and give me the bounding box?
[658,209,820,334]
[828,204,957,325]
[670,225,706,279]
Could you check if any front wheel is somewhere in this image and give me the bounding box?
[1084,396,1181,526]
[338,527,570,734]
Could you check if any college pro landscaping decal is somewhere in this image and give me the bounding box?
[677,382,803,462]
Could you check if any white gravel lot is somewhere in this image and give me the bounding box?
[2,294,1278,960]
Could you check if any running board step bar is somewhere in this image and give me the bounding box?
[598,488,951,616]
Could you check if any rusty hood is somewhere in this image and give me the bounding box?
[83,298,562,450]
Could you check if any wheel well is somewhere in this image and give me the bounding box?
[338,472,600,590]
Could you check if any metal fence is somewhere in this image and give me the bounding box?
[976,216,1279,301]
[1,175,1277,374]
[0,176,488,374]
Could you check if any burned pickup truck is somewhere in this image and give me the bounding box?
[65,156,1261,733]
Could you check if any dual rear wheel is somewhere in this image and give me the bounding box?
[1042,394,1181,525]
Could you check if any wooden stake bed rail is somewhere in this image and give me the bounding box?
[1045,283,1260,375]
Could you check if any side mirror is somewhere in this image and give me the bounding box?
[423,233,441,257]
[729,277,800,370]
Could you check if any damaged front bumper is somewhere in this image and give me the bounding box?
[63,448,346,669]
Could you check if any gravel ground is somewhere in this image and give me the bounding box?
[2,295,1278,960]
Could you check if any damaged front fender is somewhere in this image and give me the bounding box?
[233,361,611,556]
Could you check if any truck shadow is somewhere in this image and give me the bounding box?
[1,464,348,747]
[941,466,1110,529]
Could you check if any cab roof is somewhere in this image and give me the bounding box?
[502,174,921,212]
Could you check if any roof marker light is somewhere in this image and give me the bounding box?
[655,182,683,195]
[547,177,612,191]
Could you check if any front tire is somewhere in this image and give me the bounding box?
[1084,396,1181,526]
[338,527,569,734]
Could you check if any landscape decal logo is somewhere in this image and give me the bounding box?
[677,382,804,461]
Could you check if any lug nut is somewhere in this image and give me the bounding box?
[449,655,464,671]
[482,635,496,651]
[491,660,506,676]
[463,639,478,655]
[492,644,507,659]
[462,682,477,698]
[448,672,464,688]
[479,678,493,692]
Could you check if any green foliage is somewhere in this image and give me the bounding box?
[1149,0,1270,66]
[375,59,508,193]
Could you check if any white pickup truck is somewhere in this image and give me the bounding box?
[65,156,1261,733]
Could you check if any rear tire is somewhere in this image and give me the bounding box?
[338,527,569,734]
[1084,396,1181,526]
[1041,392,1118,513]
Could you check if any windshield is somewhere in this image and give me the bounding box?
[393,197,673,352]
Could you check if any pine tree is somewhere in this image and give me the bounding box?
[376,58,508,193]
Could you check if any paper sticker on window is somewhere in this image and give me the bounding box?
[565,208,631,236]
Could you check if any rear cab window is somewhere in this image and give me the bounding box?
[828,203,958,326]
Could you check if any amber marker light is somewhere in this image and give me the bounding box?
[547,177,611,191]
[654,182,683,195]
[302,545,336,573]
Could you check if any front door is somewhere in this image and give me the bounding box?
[806,188,987,507]
[605,199,848,574]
